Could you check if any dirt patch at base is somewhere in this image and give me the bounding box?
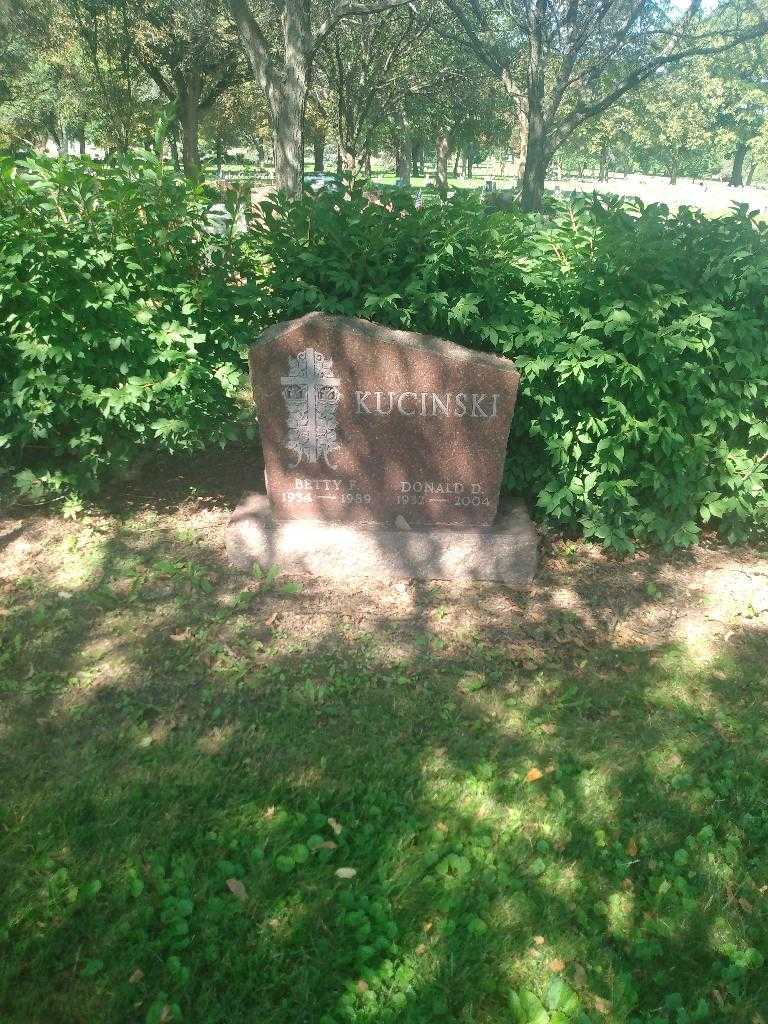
[2,446,767,666]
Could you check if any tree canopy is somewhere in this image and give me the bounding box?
[2,0,768,206]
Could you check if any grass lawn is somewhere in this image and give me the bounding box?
[207,160,768,216]
[1,451,767,1024]
[370,173,510,191]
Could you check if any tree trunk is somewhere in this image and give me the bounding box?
[230,0,309,196]
[519,83,550,211]
[435,133,450,196]
[598,141,609,181]
[520,135,549,211]
[270,85,306,193]
[78,133,85,156]
[169,127,180,171]
[669,170,677,185]
[361,151,371,175]
[335,83,358,177]
[515,105,528,183]
[179,78,202,178]
[466,151,473,178]
[518,0,550,210]
[313,131,325,172]
[746,158,757,185]
[455,151,462,177]
[395,137,410,185]
[729,140,748,186]
[412,142,423,176]
[273,0,310,195]
[216,135,224,176]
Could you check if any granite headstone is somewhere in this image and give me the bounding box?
[248,313,520,528]
[227,313,537,585]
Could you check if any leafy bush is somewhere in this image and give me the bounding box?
[0,154,250,499]
[246,188,768,550]
[3,159,766,551]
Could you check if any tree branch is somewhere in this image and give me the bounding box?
[313,0,412,48]
[200,68,240,110]
[553,18,768,148]
[227,0,276,99]
[142,61,176,101]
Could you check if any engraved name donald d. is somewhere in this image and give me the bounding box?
[281,348,341,468]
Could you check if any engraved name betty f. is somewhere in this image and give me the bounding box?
[355,391,500,418]
[281,348,341,468]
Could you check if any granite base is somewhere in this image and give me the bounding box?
[226,495,537,587]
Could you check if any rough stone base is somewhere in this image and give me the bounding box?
[226,495,537,587]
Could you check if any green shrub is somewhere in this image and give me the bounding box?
[0,154,250,499]
[246,189,768,551]
[3,160,766,551]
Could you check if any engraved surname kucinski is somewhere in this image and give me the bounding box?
[354,391,500,418]
[281,349,341,468]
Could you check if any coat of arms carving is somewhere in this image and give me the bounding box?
[280,348,341,467]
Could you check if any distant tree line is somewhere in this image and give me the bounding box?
[1,0,767,208]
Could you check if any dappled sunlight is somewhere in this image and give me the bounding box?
[1,481,767,1022]
[605,891,636,942]
[262,900,315,948]
[680,618,723,665]
[49,534,113,590]
[196,724,236,755]
[706,915,743,959]
[668,561,768,665]
[571,769,620,831]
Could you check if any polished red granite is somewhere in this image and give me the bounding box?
[248,313,520,527]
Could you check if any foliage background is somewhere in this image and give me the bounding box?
[2,156,767,550]
[0,155,251,503]
[245,185,768,552]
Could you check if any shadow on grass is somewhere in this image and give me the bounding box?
[0,511,766,1024]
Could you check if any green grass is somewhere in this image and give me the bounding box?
[370,173,515,191]
[1,509,767,1024]
[203,160,513,191]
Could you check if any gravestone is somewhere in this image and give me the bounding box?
[252,313,517,527]
[227,313,537,585]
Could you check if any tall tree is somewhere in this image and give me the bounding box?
[132,0,244,176]
[65,0,153,153]
[227,0,409,195]
[710,39,768,185]
[66,0,243,175]
[442,0,768,210]
[0,0,110,153]
[632,62,722,182]
[316,6,425,173]
[200,79,270,173]
[560,100,641,180]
